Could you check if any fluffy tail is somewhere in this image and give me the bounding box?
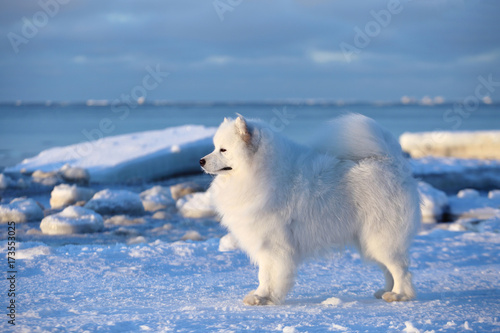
[309,113,405,163]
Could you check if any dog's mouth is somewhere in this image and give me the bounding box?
[219,167,232,171]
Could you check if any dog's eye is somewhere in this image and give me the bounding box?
[220,148,227,153]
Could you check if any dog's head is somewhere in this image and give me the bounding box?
[200,115,257,175]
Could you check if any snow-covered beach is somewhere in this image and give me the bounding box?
[1,126,499,332]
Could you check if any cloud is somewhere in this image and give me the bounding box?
[309,50,352,64]
[459,49,500,64]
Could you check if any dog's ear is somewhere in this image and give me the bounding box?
[235,115,251,145]
[223,117,230,123]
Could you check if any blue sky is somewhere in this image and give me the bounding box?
[1,0,499,102]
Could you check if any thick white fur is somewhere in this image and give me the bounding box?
[201,114,420,305]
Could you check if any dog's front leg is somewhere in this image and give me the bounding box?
[243,260,273,305]
[243,251,296,306]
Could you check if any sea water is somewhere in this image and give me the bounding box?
[1,102,499,169]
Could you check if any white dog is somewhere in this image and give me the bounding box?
[200,114,420,305]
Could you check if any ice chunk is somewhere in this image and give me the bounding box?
[403,321,421,333]
[59,164,90,184]
[127,236,147,245]
[40,206,104,235]
[32,170,58,179]
[170,182,204,200]
[50,184,96,209]
[6,125,216,183]
[176,191,216,218]
[449,189,500,220]
[85,189,145,215]
[0,198,44,223]
[32,169,61,187]
[0,173,14,190]
[105,215,145,226]
[218,233,240,252]
[321,297,342,307]
[152,210,171,220]
[457,189,479,199]
[418,182,448,223]
[400,130,500,159]
[488,190,500,200]
[181,230,203,241]
[140,186,175,212]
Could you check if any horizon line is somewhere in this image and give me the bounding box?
[0,98,498,107]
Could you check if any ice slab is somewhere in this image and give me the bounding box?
[410,157,500,192]
[5,125,216,183]
[400,130,500,159]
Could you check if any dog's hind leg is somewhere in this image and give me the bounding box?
[382,260,415,302]
[374,255,415,302]
[362,236,415,302]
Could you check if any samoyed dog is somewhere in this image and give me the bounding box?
[200,114,420,305]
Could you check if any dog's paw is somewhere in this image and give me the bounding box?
[381,291,411,302]
[374,289,387,299]
[243,291,274,306]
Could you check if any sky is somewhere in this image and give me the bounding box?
[0,0,499,103]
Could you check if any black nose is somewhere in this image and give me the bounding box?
[200,158,206,166]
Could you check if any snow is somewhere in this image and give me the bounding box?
[400,130,500,159]
[84,189,145,215]
[50,184,96,209]
[1,224,498,332]
[40,206,104,235]
[5,125,216,183]
[0,198,44,223]
[16,244,52,260]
